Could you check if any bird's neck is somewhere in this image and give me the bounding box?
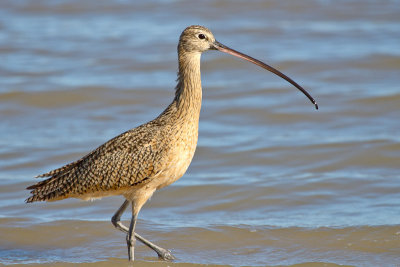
[173,51,203,119]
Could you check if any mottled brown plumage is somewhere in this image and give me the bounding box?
[26,25,317,262]
[26,26,209,204]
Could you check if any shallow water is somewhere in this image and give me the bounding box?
[1,0,399,266]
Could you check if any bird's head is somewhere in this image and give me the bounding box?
[178,25,318,109]
[178,25,217,53]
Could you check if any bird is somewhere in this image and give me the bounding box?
[26,25,318,262]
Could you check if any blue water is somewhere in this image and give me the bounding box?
[1,0,399,266]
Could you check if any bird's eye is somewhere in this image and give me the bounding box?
[198,34,206,40]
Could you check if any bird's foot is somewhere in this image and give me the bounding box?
[157,248,175,261]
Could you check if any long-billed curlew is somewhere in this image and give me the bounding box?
[26,25,318,262]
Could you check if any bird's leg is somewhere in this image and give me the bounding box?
[135,233,175,261]
[127,203,137,261]
[111,200,175,261]
[111,200,130,232]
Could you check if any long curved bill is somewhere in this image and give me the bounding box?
[212,41,318,110]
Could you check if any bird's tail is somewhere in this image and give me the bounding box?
[25,160,81,203]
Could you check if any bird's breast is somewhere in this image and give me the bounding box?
[154,121,199,190]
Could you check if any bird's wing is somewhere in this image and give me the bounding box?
[26,124,168,202]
